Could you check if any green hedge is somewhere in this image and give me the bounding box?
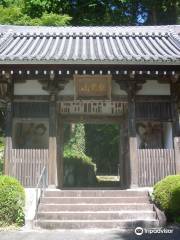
[0,175,25,226]
[63,148,97,187]
[153,175,180,221]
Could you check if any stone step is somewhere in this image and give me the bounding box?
[39,203,154,212]
[36,219,159,229]
[44,190,148,198]
[37,211,156,220]
[41,196,149,204]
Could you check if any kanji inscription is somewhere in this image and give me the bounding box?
[74,75,111,99]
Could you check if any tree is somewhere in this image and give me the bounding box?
[85,124,120,175]
[0,0,179,26]
[16,12,71,26]
[64,123,86,154]
[141,0,180,25]
[0,0,24,8]
[0,5,71,26]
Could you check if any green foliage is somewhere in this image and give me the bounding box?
[0,6,23,24]
[0,0,24,8]
[0,175,25,226]
[0,0,179,26]
[16,12,71,26]
[23,0,49,18]
[63,123,96,187]
[153,175,180,221]
[63,147,97,187]
[143,0,179,25]
[65,123,86,153]
[175,216,180,223]
[23,0,71,18]
[85,124,120,175]
[22,0,180,25]
[0,5,71,26]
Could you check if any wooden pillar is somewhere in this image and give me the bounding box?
[119,118,128,188]
[127,82,138,188]
[171,79,180,137]
[4,101,13,175]
[174,137,180,174]
[119,123,124,187]
[48,94,58,187]
[57,116,64,188]
[171,78,180,174]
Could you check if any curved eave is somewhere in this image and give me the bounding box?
[0,59,180,66]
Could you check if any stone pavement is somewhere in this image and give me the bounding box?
[0,228,180,240]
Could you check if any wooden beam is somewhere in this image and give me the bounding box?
[136,95,171,102]
[62,115,124,124]
[13,95,49,102]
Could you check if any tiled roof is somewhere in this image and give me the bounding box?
[0,25,179,65]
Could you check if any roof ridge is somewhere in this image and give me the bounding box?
[0,24,179,33]
[5,25,175,37]
[12,32,170,37]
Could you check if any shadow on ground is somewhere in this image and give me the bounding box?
[113,226,180,240]
[0,226,180,240]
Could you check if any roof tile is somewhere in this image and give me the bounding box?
[0,25,179,64]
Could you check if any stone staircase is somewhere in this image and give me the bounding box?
[35,189,159,229]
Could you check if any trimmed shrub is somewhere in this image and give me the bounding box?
[0,175,25,226]
[153,175,180,221]
[64,148,97,187]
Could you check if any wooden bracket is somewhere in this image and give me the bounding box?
[116,80,143,98]
[39,77,69,95]
[0,72,13,101]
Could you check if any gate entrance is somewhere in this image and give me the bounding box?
[57,101,129,188]
[62,122,120,188]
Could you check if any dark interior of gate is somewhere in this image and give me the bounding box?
[62,121,121,188]
[1,25,179,189]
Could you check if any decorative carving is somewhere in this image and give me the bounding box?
[39,77,69,94]
[0,72,13,101]
[116,80,144,98]
[59,100,128,116]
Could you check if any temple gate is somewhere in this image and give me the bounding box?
[0,25,179,188]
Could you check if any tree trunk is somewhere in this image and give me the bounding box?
[151,6,157,25]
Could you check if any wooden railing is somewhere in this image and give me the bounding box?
[9,149,49,187]
[137,149,175,187]
[59,100,128,116]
